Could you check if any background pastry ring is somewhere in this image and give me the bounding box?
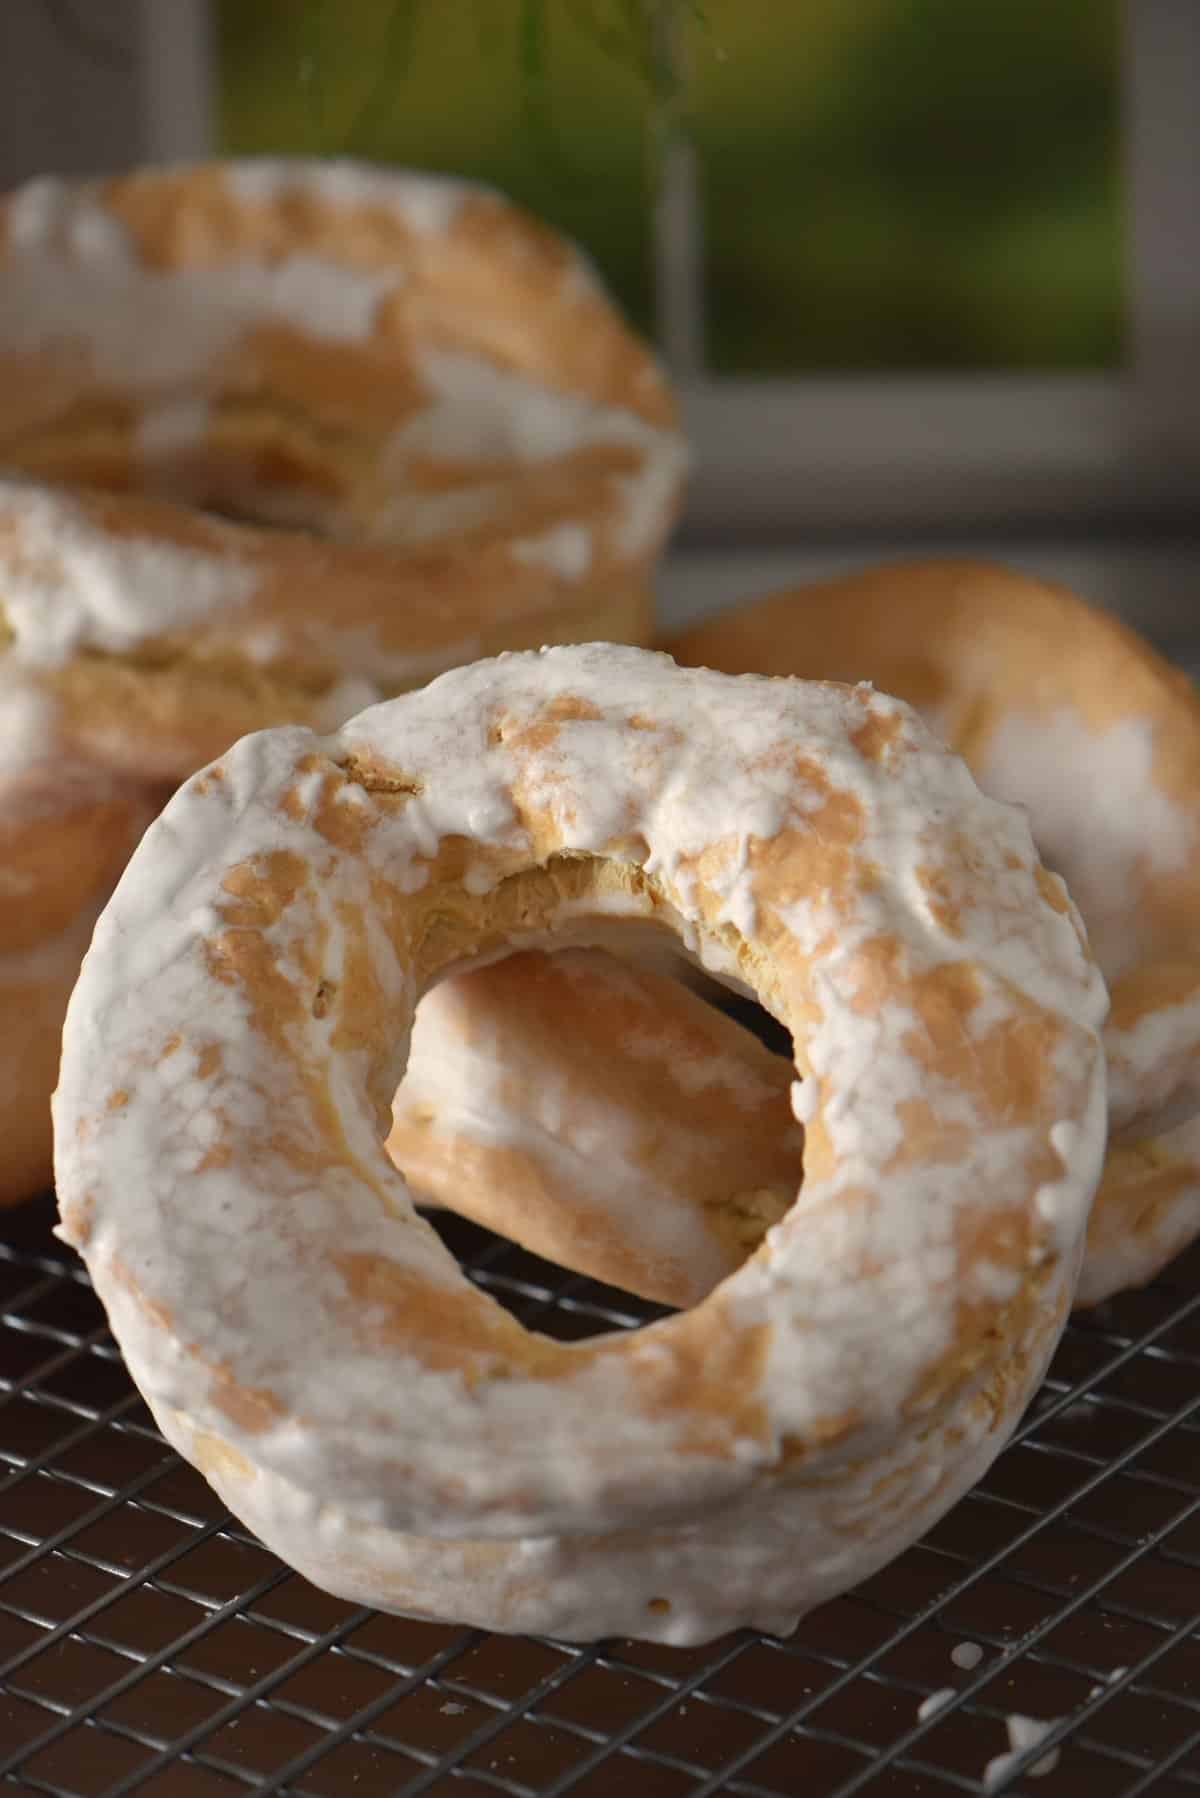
[0,157,685,1206]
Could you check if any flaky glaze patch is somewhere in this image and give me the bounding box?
[56,648,1106,1642]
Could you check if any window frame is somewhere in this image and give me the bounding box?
[5,0,1196,539]
[139,0,215,167]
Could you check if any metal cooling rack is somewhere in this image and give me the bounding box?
[3,1191,1200,1798]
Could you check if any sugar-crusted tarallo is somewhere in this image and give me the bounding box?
[55,645,1106,1643]
[0,158,684,1203]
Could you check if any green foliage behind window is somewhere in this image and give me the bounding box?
[217,0,1123,372]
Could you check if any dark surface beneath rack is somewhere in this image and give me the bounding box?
[3,1189,1200,1798]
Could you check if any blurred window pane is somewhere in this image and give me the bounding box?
[216,0,1123,375]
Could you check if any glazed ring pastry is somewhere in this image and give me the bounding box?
[0,157,684,1206]
[55,644,1106,1643]
[670,560,1200,1304]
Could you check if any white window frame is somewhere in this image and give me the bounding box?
[4,0,1197,539]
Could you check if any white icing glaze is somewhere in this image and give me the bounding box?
[951,1641,984,1670]
[384,349,687,558]
[790,1078,816,1125]
[978,708,1192,983]
[322,622,486,690]
[135,396,212,462]
[55,648,1107,1639]
[984,1714,1062,1786]
[388,346,653,464]
[1075,1109,1200,1307]
[145,1360,1013,1645]
[0,479,256,665]
[1,177,400,380]
[226,158,472,238]
[314,676,385,732]
[1107,987,1200,1136]
[918,1687,956,1722]
[0,672,58,777]
[558,246,609,305]
[512,523,593,582]
[619,1028,771,1106]
[365,482,509,546]
[613,449,690,558]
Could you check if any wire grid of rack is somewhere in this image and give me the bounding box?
[2,1188,1200,1798]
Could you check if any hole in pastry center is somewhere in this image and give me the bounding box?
[388,944,803,1343]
